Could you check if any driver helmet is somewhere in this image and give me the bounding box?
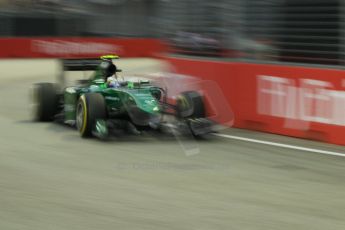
[100,55,120,78]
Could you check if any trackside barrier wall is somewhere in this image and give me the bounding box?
[0,38,166,58]
[165,56,345,146]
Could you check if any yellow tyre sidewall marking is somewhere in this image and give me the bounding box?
[80,95,88,135]
[177,95,189,109]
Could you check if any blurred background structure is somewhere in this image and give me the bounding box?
[0,0,343,65]
[0,3,344,229]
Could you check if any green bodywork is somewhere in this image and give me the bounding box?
[63,72,161,126]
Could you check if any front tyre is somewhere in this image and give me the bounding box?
[176,91,205,118]
[176,91,213,138]
[76,93,107,137]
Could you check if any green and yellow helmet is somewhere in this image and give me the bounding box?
[99,55,121,77]
[100,54,119,61]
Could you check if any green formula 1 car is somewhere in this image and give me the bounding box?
[32,55,214,139]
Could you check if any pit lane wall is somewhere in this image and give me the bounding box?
[165,57,345,146]
[0,38,165,58]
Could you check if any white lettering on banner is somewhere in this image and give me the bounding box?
[257,75,293,117]
[32,40,122,55]
[299,79,333,123]
[257,75,345,126]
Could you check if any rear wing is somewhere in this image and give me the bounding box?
[60,58,101,71]
[57,57,121,87]
[58,58,101,87]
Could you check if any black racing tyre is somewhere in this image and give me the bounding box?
[177,91,205,118]
[76,93,107,137]
[32,83,58,121]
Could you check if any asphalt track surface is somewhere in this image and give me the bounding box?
[0,59,344,230]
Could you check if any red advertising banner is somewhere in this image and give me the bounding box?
[0,38,165,58]
[165,56,345,146]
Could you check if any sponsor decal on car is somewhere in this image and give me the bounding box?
[105,96,120,101]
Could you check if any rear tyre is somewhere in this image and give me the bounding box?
[76,93,107,137]
[32,83,58,121]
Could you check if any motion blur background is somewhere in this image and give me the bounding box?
[0,1,345,230]
[0,0,344,66]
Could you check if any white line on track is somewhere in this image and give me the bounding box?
[214,133,345,157]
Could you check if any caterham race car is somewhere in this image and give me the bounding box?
[31,55,215,139]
